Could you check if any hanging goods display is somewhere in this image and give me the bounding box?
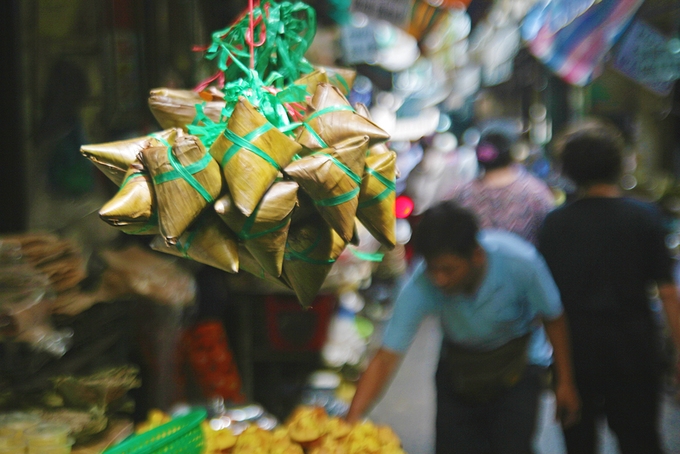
[80,0,396,306]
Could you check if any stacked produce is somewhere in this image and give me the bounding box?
[81,0,398,307]
[134,406,405,454]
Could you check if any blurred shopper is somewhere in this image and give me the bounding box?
[443,122,554,244]
[538,118,680,454]
[346,201,580,454]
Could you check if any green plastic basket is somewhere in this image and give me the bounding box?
[103,409,206,454]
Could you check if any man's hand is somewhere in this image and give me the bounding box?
[554,381,581,428]
[345,348,402,423]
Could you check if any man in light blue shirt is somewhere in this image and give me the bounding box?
[346,201,580,454]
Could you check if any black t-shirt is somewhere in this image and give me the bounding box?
[537,197,674,319]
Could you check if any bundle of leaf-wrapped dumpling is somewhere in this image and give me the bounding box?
[98,159,159,235]
[141,134,222,244]
[284,136,368,243]
[148,88,226,131]
[296,83,390,150]
[281,214,347,307]
[357,151,398,250]
[214,180,299,277]
[209,96,302,216]
[80,128,179,186]
[150,212,239,273]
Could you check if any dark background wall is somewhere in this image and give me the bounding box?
[0,1,27,234]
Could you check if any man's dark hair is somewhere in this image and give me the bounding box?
[412,201,479,260]
[554,118,624,188]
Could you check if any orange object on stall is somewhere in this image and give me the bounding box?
[181,320,246,403]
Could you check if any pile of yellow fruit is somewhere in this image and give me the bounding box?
[136,406,405,454]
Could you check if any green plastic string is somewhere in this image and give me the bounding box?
[283,227,336,264]
[348,246,384,262]
[205,1,316,84]
[119,172,144,188]
[197,1,315,130]
[154,153,213,184]
[152,145,215,204]
[364,167,395,189]
[284,248,336,265]
[174,227,200,258]
[302,124,327,148]
[279,122,302,137]
[187,103,228,149]
[153,152,214,184]
[298,231,322,256]
[311,152,361,185]
[239,217,290,240]
[235,200,290,240]
[301,105,354,148]
[283,230,327,265]
[220,124,281,170]
[302,149,362,207]
[357,167,396,209]
[125,211,158,235]
[173,214,208,256]
[305,104,354,122]
[358,187,392,208]
[314,186,360,207]
[329,74,350,94]
[278,84,309,103]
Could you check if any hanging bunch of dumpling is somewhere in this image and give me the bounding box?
[81,0,398,307]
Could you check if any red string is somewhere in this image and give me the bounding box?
[245,1,268,69]
[262,86,307,122]
[248,0,255,69]
[193,71,226,92]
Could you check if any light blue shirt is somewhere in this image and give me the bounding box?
[382,230,563,366]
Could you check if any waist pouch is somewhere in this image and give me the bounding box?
[441,334,531,403]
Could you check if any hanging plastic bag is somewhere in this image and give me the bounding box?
[521,0,645,86]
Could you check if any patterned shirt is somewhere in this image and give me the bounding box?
[443,168,554,244]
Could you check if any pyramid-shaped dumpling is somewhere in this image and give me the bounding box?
[281,215,347,307]
[296,83,389,150]
[214,181,299,277]
[98,160,159,235]
[142,134,222,244]
[209,97,302,216]
[148,88,225,131]
[81,128,179,186]
[284,136,368,243]
[357,151,398,249]
[237,245,291,290]
[150,212,239,273]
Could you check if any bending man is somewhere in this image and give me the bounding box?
[346,201,580,454]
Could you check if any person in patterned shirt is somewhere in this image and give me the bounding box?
[442,123,554,245]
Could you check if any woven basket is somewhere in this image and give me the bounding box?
[103,410,206,454]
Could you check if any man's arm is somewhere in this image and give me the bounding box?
[345,348,402,423]
[543,313,581,427]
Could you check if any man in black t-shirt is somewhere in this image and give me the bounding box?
[538,118,680,454]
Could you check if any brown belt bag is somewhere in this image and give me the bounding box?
[441,334,531,403]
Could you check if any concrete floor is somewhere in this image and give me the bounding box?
[368,316,680,454]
